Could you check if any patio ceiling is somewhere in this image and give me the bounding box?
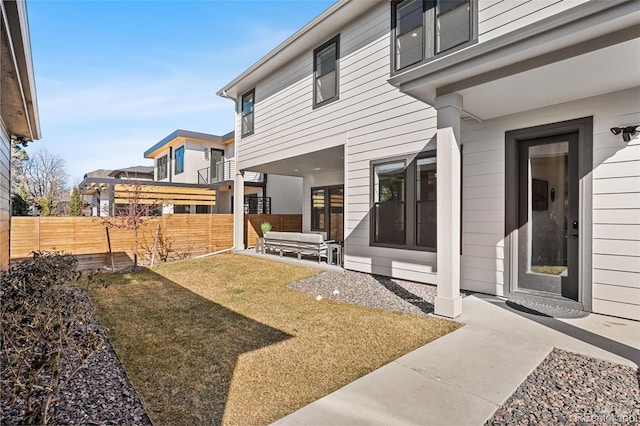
[241,145,344,177]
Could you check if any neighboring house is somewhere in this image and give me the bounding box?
[1,0,41,270]
[143,129,303,214]
[80,167,154,216]
[218,0,640,320]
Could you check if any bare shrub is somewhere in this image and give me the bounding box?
[1,251,106,424]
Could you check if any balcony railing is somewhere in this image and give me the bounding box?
[197,160,264,185]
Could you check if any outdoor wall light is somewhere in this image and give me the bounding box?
[610,125,639,142]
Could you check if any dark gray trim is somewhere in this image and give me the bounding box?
[241,88,255,138]
[390,0,478,75]
[369,150,437,252]
[505,116,594,304]
[310,184,344,237]
[313,34,340,109]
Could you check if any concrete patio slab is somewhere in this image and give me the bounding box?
[275,293,640,425]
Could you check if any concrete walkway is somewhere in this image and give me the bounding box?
[274,294,640,425]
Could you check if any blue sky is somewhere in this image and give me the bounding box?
[26,0,335,184]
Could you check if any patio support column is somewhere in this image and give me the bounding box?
[234,171,245,251]
[434,92,463,318]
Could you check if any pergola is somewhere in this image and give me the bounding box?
[79,178,217,214]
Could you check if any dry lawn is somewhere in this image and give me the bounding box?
[89,253,459,426]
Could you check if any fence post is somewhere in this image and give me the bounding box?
[208,214,213,253]
[36,216,40,251]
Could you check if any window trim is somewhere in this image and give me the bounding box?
[174,146,185,175]
[157,155,168,180]
[313,35,340,109]
[241,88,255,138]
[391,0,478,74]
[369,151,437,252]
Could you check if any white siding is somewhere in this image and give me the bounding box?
[478,0,590,42]
[462,87,640,319]
[267,175,303,214]
[235,2,439,283]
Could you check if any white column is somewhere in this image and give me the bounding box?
[234,171,245,251]
[434,93,463,318]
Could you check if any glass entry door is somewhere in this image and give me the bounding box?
[517,133,579,300]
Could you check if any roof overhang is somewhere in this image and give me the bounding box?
[1,0,40,141]
[217,0,385,100]
[143,129,234,159]
[389,0,640,121]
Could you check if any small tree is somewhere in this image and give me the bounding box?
[37,196,57,216]
[68,186,83,216]
[1,251,106,424]
[102,175,160,268]
[11,193,29,216]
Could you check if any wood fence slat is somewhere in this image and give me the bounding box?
[10,214,238,269]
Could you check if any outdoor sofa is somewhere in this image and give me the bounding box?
[263,231,328,263]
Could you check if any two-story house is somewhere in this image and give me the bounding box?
[1,0,41,269]
[218,0,640,320]
[143,129,303,215]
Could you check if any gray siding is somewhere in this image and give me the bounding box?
[462,87,640,320]
[1,123,10,270]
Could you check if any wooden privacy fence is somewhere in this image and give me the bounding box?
[245,214,302,247]
[10,215,233,270]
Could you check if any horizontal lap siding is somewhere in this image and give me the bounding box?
[462,87,640,319]
[0,126,10,270]
[341,4,437,283]
[591,90,640,320]
[236,3,438,283]
[461,119,506,295]
[478,0,590,42]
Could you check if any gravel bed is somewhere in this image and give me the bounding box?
[487,348,640,425]
[2,288,152,426]
[290,270,445,315]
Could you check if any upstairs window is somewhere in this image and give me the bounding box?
[241,89,255,137]
[313,35,339,108]
[157,155,168,180]
[175,146,184,175]
[393,0,474,72]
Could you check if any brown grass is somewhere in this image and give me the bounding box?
[89,253,459,426]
